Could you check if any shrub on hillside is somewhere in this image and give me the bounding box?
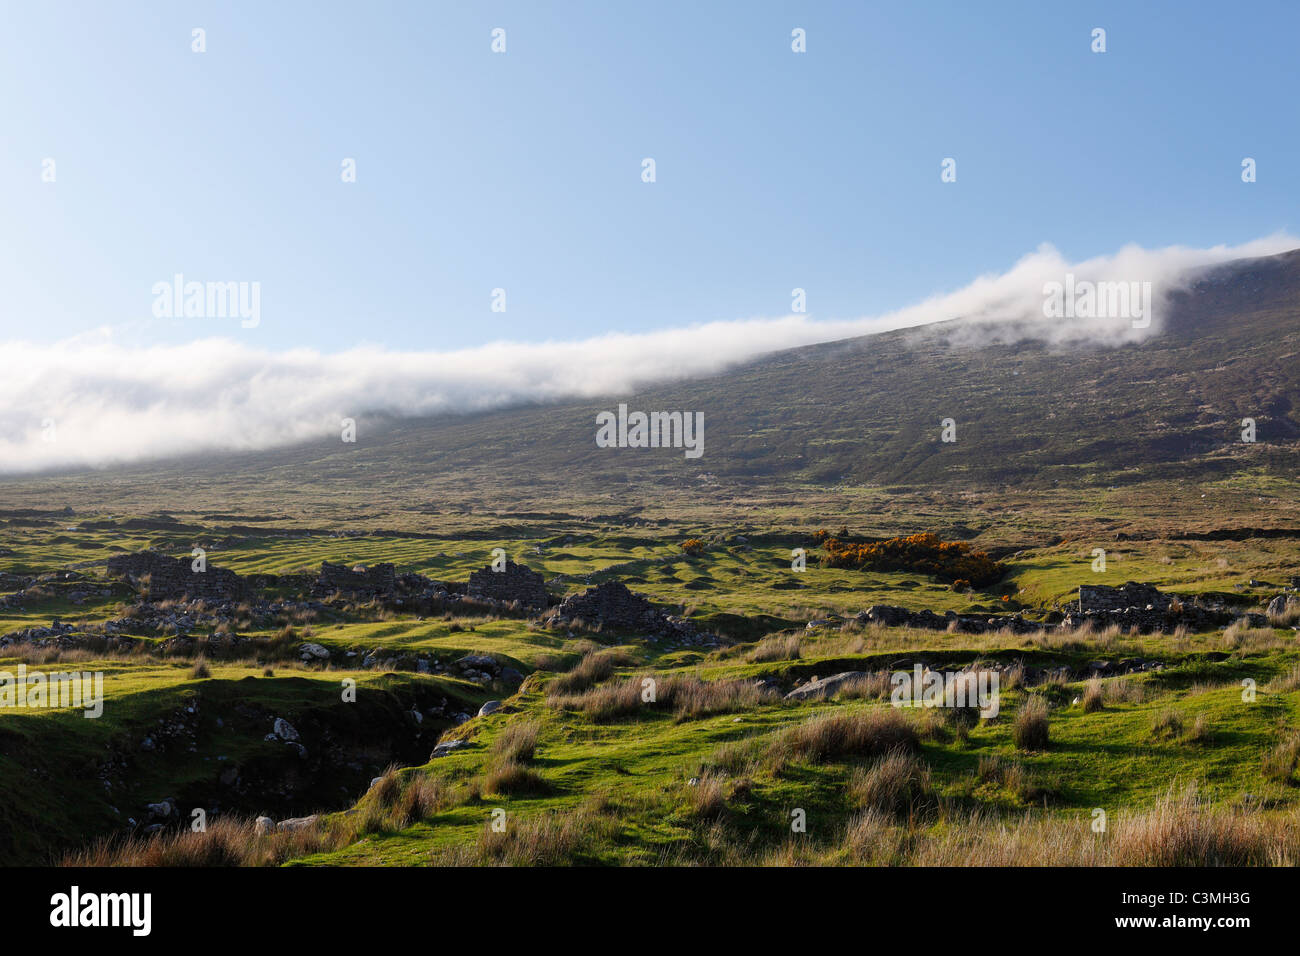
[814,531,1006,587]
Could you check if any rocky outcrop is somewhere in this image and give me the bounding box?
[466,560,548,609]
[1268,594,1299,617]
[0,571,33,592]
[106,551,248,602]
[784,671,870,701]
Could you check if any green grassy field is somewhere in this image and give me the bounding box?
[2,483,1298,866]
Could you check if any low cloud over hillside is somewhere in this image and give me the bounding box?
[1,236,1293,473]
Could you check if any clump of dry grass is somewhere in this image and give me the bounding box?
[685,772,728,819]
[62,815,347,867]
[1037,669,1069,689]
[1107,784,1286,866]
[1012,696,1050,750]
[545,648,634,696]
[1081,676,1104,713]
[1223,619,1283,652]
[1266,664,1300,694]
[849,750,936,818]
[400,775,448,825]
[549,674,778,722]
[747,634,801,663]
[430,800,620,865]
[1151,708,1184,740]
[1104,677,1145,705]
[483,759,552,797]
[1185,713,1212,744]
[669,677,779,720]
[908,784,1293,866]
[670,781,1300,867]
[491,720,541,762]
[767,709,918,768]
[369,764,403,807]
[976,755,1047,803]
[189,657,211,679]
[1262,733,1300,784]
[833,671,891,701]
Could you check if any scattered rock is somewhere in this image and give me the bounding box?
[784,671,870,701]
[276,814,319,832]
[430,739,470,759]
[1267,594,1298,617]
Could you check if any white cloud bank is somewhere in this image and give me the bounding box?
[0,236,1294,474]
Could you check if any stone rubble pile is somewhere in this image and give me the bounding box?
[858,604,1041,634]
[548,581,719,647]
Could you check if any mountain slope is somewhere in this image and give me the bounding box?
[3,249,1299,513]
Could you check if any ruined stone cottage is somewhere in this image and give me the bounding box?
[311,562,398,598]
[106,551,248,602]
[466,560,548,609]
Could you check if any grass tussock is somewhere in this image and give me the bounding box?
[1012,696,1050,751]
[767,708,918,768]
[747,634,801,663]
[1267,600,1300,628]
[62,816,346,867]
[483,759,552,797]
[1262,733,1300,785]
[491,720,541,763]
[849,750,937,819]
[1151,708,1184,740]
[915,784,1296,866]
[685,772,728,820]
[429,802,620,866]
[1267,664,1300,694]
[549,674,778,722]
[1223,619,1284,652]
[975,755,1050,804]
[833,671,891,701]
[1104,677,1146,705]
[545,648,635,696]
[1081,677,1104,712]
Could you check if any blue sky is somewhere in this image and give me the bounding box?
[1,0,1296,353]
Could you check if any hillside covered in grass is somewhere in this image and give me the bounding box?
[2,505,1298,866]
